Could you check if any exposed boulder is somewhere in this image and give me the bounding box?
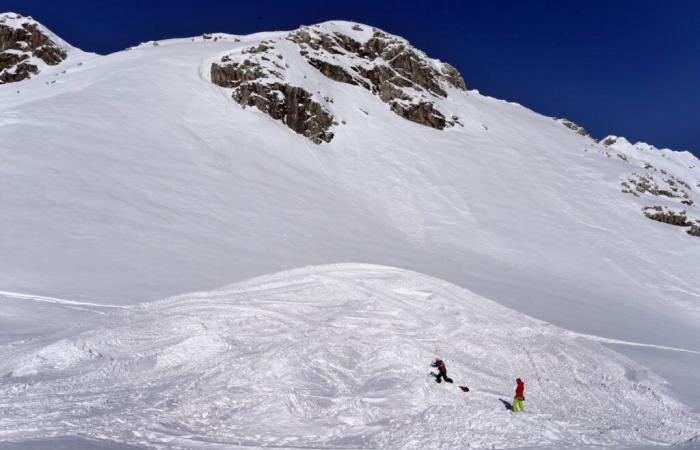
[602,136,618,146]
[0,13,67,84]
[687,224,700,237]
[391,101,446,129]
[557,118,590,137]
[642,206,689,227]
[641,206,700,237]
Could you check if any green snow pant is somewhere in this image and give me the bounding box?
[512,397,524,412]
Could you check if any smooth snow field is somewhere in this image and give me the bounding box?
[1,265,698,449]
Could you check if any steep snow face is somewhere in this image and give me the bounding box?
[0,20,699,355]
[0,265,697,449]
[0,13,87,84]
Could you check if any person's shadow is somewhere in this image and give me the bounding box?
[499,399,512,410]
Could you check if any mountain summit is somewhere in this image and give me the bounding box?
[210,21,466,143]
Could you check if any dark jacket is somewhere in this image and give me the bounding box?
[432,359,447,374]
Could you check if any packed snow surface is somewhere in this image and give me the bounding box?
[0,265,697,449]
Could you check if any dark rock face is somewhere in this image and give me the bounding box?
[306,58,357,85]
[391,101,446,129]
[211,23,467,142]
[0,14,67,84]
[211,59,270,88]
[211,52,334,144]
[235,82,334,144]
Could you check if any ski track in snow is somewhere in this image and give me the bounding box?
[0,265,698,449]
[0,291,127,310]
[570,332,700,355]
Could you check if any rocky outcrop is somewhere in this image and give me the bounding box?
[211,48,335,144]
[688,224,700,237]
[642,206,689,226]
[0,13,67,84]
[602,136,618,146]
[557,118,590,137]
[211,22,467,142]
[287,25,465,129]
[642,206,700,237]
[234,81,334,144]
[391,101,446,129]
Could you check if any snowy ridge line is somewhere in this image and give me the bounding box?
[0,290,128,309]
[569,331,700,355]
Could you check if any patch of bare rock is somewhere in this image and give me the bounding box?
[642,206,700,237]
[557,118,591,138]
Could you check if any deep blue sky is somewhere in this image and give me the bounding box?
[3,0,699,156]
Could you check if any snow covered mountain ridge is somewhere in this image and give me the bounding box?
[209,21,465,143]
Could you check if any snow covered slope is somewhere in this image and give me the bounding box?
[1,19,698,350]
[1,265,697,449]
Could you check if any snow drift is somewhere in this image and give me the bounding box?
[0,265,697,449]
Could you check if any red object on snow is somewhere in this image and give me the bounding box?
[515,379,525,398]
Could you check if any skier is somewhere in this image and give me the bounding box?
[431,358,453,384]
[512,378,525,412]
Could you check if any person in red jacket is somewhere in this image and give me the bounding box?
[512,378,525,412]
[431,358,453,384]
